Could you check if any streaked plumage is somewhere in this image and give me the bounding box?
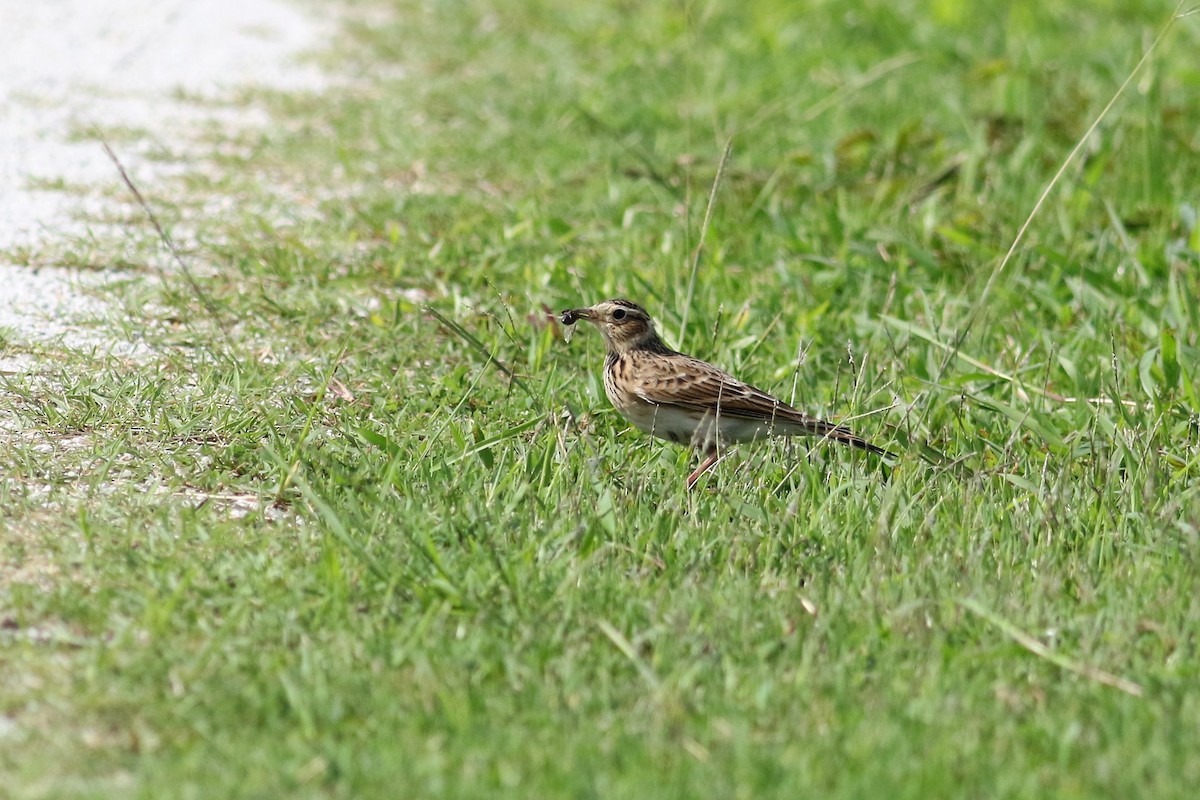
[562,299,893,487]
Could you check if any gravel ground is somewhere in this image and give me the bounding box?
[0,0,325,363]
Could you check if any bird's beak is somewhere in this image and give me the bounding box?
[560,307,594,326]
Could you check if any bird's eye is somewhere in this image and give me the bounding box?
[612,308,627,321]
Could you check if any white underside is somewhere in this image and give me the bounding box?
[623,402,790,450]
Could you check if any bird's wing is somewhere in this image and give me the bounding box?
[627,353,893,456]
[630,356,830,432]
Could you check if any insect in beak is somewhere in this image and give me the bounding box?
[560,308,590,326]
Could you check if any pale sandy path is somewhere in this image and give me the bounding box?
[0,0,325,357]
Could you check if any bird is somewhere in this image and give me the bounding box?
[560,298,894,488]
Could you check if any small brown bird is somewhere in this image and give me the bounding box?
[562,299,893,488]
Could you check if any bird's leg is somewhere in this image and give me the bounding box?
[686,448,720,490]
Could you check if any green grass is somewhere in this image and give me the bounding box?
[2,0,1200,796]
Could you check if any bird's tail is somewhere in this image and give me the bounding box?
[810,419,895,460]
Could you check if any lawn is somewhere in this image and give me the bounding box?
[2,0,1199,797]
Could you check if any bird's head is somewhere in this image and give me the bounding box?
[561,299,660,355]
